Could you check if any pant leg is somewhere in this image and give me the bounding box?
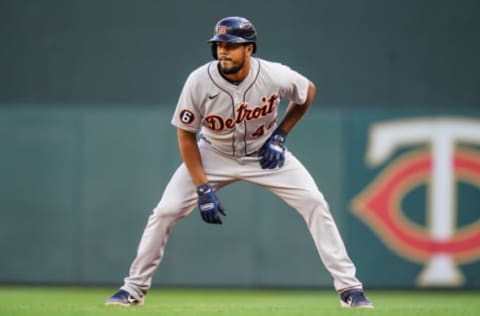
[242,151,363,291]
[121,140,236,300]
[122,163,197,299]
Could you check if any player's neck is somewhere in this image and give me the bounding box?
[218,60,251,85]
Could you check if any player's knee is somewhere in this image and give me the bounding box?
[298,193,330,217]
[304,190,328,207]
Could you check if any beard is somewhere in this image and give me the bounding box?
[218,57,245,75]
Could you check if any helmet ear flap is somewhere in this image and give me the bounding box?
[211,43,218,59]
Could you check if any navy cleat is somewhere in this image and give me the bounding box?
[340,289,374,309]
[105,289,144,307]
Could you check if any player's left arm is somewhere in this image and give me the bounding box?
[277,80,316,134]
[259,81,316,169]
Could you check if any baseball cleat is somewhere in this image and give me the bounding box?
[339,289,374,309]
[105,289,144,307]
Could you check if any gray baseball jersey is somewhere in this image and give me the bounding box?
[171,57,309,156]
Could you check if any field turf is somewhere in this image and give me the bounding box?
[0,286,478,316]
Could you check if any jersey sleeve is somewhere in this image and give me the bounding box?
[277,64,310,105]
[171,72,202,133]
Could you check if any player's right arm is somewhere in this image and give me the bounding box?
[172,66,226,224]
[173,69,207,186]
[177,127,226,224]
[177,128,208,187]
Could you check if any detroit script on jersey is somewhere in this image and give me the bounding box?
[204,94,278,131]
[172,57,309,156]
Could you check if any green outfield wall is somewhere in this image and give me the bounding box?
[1,106,479,289]
[1,0,480,108]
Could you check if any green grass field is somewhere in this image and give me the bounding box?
[0,287,478,316]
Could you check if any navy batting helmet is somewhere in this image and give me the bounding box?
[208,16,257,59]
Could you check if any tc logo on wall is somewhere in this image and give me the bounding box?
[352,118,480,287]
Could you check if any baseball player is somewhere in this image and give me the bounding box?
[106,16,373,309]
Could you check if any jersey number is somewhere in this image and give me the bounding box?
[252,118,276,137]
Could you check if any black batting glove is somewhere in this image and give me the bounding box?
[196,183,226,224]
[259,128,287,169]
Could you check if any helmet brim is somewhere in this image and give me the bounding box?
[208,34,253,44]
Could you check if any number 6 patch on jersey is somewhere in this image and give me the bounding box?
[179,109,195,124]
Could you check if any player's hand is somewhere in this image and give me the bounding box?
[196,183,226,224]
[259,129,287,169]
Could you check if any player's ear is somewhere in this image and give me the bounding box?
[245,43,254,56]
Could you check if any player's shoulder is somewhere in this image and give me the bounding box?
[255,57,291,70]
[254,58,306,84]
[254,57,295,78]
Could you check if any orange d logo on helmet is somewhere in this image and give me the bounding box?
[217,25,227,35]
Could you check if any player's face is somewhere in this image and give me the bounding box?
[216,42,252,75]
